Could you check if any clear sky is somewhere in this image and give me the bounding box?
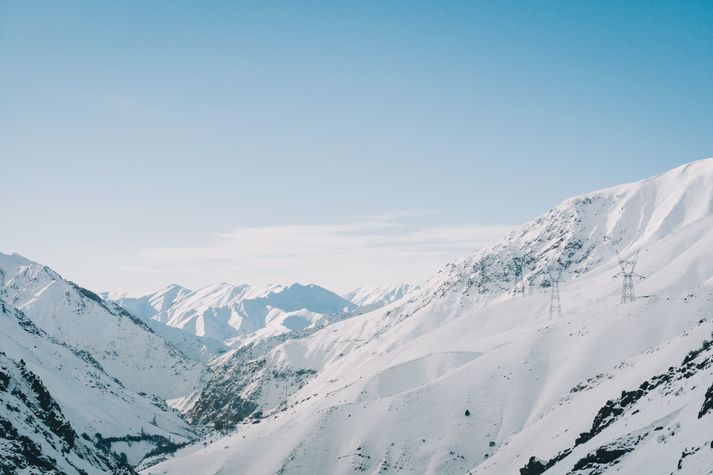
[1,1,712,293]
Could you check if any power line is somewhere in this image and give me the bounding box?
[613,250,645,303]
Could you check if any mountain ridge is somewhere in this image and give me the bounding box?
[3,158,713,474]
[144,158,713,474]
[105,281,360,345]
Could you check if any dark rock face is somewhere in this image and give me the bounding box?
[570,433,645,474]
[519,449,572,475]
[0,416,60,474]
[0,366,9,392]
[189,340,319,429]
[18,361,76,448]
[189,358,266,427]
[0,354,130,474]
[574,387,647,446]
[676,446,701,470]
[519,332,713,474]
[519,456,548,475]
[699,382,713,419]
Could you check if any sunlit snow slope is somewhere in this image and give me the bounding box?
[0,253,206,400]
[343,283,414,314]
[0,297,199,472]
[145,159,713,475]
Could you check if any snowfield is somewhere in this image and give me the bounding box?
[0,253,207,400]
[343,284,414,315]
[2,158,713,474]
[0,294,199,472]
[144,159,713,474]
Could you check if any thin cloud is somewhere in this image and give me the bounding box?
[123,215,517,292]
[363,210,434,221]
[105,266,174,275]
[142,218,515,268]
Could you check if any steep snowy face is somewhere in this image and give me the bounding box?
[0,352,124,475]
[0,253,206,400]
[103,284,230,362]
[429,158,713,305]
[117,282,357,343]
[0,299,198,471]
[343,283,414,313]
[145,159,713,475]
[486,325,713,475]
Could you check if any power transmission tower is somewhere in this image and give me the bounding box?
[613,251,645,303]
[512,256,526,297]
[549,268,563,320]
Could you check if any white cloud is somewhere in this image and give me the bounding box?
[138,216,516,291]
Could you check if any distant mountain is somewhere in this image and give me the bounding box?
[107,283,357,345]
[146,159,713,474]
[106,282,416,350]
[101,284,192,320]
[343,283,413,313]
[5,158,713,474]
[100,285,228,362]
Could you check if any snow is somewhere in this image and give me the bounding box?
[0,349,118,475]
[144,158,713,475]
[0,299,198,472]
[3,158,713,474]
[343,283,414,314]
[107,282,357,345]
[0,254,207,401]
[100,284,192,321]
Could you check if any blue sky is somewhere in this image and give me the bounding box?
[1,1,712,292]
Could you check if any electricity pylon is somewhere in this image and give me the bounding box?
[613,251,645,303]
[549,267,563,320]
[512,256,526,297]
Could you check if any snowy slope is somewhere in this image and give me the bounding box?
[0,253,206,400]
[140,319,229,364]
[144,158,713,474]
[101,286,230,362]
[109,282,357,344]
[0,350,125,475]
[501,323,713,475]
[343,283,414,314]
[0,299,198,472]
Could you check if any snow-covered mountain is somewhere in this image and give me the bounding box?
[107,283,357,345]
[0,297,199,473]
[144,158,713,474]
[100,286,229,363]
[0,349,124,475]
[0,253,207,401]
[101,284,192,320]
[343,283,414,314]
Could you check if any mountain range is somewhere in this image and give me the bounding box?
[0,254,203,472]
[102,282,412,349]
[145,158,713,474]
[2,158,713,473]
